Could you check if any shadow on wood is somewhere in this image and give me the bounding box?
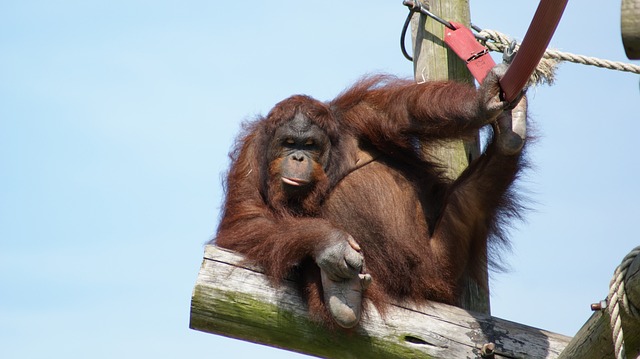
[190,245,571,359]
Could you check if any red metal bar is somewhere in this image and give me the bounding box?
[499,0,569,102]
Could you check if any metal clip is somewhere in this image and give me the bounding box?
[502,40,518,64]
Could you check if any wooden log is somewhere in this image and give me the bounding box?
[621,0,640,59]
[557,252,640,359]
[190,245,571,359]
[410,0,477,178]
[626,252,640,313]
[410,0,488,314]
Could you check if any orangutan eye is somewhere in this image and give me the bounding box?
[285,138,295,145]
[304,139,315,146]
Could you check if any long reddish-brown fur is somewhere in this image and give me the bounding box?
[214,74,526,325]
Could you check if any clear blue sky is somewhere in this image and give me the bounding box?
[1,1,638,358]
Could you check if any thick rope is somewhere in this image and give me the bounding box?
[478,29,640,77]
[607,246,640,359]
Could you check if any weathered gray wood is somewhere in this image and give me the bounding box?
[410,0,488,314]
[621,0,640,59]
[410,0,478,178]
[557,253,640,359]
[190,245,571,359]
[626,251,640,310]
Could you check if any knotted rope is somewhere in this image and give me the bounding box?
[478,28,640,81]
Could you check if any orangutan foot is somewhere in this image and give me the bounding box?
[496,94,527,155]
[321,270,372,328]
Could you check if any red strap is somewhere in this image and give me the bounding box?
[444,21,496,84]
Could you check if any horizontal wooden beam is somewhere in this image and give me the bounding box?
[190,245,571,359]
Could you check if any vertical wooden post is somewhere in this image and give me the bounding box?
[410,0,489,314]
